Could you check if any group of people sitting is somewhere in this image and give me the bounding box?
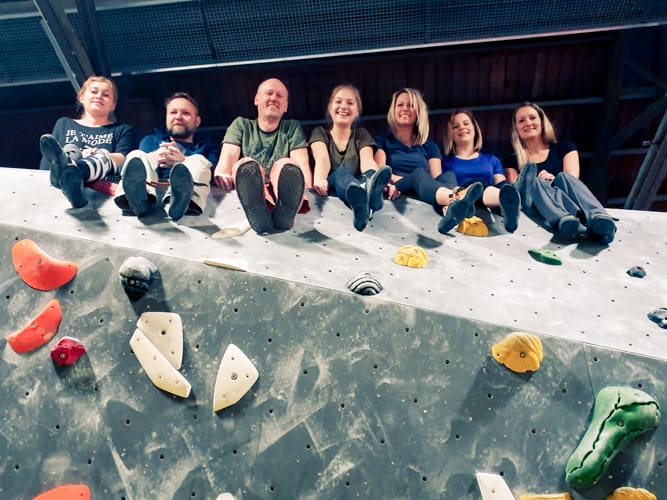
[39,75,617,245]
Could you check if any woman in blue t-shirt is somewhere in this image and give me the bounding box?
[505,102,616,244]
[39,75,135,208]
[309,84,391,231]
[374,88,482,234]
[443,110,520,233]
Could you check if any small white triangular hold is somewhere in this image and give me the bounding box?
[202,257,249,272]
[136,312,183,369]
[216,494,236,500]
[212,344,258,412]
[475,472,516,500]
[130,329,191,398]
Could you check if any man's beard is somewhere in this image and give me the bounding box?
[168,125,194,139]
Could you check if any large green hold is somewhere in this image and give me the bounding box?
[565,386,661,488]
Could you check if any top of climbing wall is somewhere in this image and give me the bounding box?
[1,167,666,361]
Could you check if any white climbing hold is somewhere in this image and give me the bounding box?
[216,494,236,500]
[130,329,191,398]
[213,344,258,412]
[136,312,183,369]
[476,472,516,500]
[202,257,249,272]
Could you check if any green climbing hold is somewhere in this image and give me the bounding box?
[528,247,562,265]
[565,386,661,488]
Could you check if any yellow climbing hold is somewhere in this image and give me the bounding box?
[457,216,488,236]
[607,487,657,500]
[492,331,544,373]
[394,245,428,268]
[520,494,571,500]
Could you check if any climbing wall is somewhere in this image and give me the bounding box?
[0,227,665,499]
[1,167,666,499]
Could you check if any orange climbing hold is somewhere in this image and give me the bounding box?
[7,299,62,353]
[12,239,77,291]
[33,484,90,500]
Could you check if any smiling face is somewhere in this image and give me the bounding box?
[254,78,289,121]
[514,105,543,141]
[451,112,475,146]
[78,78,116,118]
[393,92,417,127]
[328,87,360,127]
[166,97,200,140]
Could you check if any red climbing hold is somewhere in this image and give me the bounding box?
[7,299,62,353]
[12,239,77,291]
[50,337,86,366]
[33,484,91,500]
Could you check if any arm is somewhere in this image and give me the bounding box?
[505,167,518,183]
[289,147,312,189]
[562,150,580,178]
[358,145,378,175]
[310,141,331,196]
[213,143,241,191]
[428,157,443,178]
[493,173,507,184]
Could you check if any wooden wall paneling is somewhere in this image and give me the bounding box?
[530,51,548,100]
[488,54,506,104]
[449,56,467,108]
[476,55,492,107]
[503,51,521,103]
[544,47,562,98]
[419,57,437,109]
[463,56,479,107]
[558,47,577,98]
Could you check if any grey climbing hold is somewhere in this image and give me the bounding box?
[346,272,383,296]
[648,307,667,329]
[627,265,647,278]
[118,256,158,300]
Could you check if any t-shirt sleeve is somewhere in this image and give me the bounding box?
[558,139,577,157]
[288,121,308,151]
[502,153,519,173]
[490,154,504,176]
[114,124,136,155]
[355,127,377,152]
[374,133,386,151]
[424,140,443,160]
[223,117,245,146]
[309,126,328,145]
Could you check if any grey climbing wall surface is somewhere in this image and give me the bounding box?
[0,167,666,499]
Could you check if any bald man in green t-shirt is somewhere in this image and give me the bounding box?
[214,78,312,234]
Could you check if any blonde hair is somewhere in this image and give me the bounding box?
[444,109,483,155]
[327,84,362,119]
[387,88,430,145]
[76,76,117,119]
[511,102,557,170]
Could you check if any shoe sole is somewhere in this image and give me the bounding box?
[499,185,520,233]
[589,215,616,244]
[347,183,369,231]
[123,158,151,216]
[60,167,87,208]
[272,164,304,231]
[558,217,580,239]
[168,165,194,221]
[40,135,68,189]
[368,166,392,213]
[236,161,273,233]
[438,198,470,234]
